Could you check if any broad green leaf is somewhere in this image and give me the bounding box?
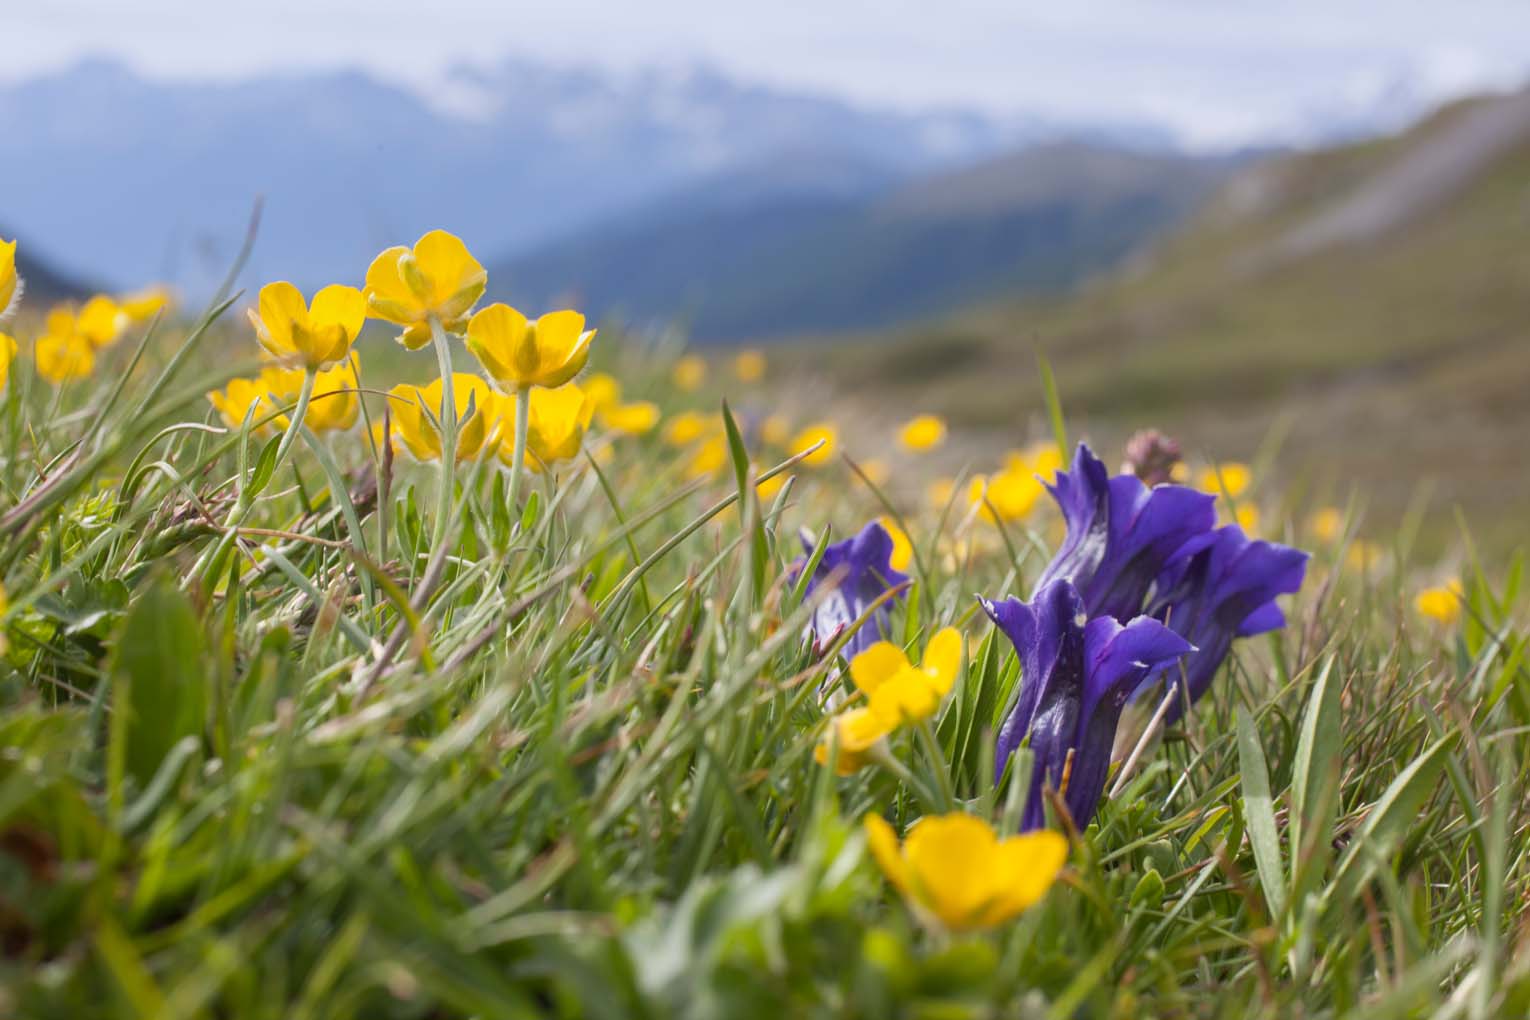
[112,577,206,786]
[1237,710,1288,920]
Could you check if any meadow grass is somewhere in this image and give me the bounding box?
[0,280,1527,1019]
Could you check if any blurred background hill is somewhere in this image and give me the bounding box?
[804,89,1530,552]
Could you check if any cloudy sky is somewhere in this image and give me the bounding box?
[8,1,1530,146]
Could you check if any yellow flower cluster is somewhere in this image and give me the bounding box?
[209,357,361,436]
[815,629,961,775]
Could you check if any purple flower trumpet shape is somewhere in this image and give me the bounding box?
[1035,444,1217,623]
[983,579,1194,831]
[794,520,909,660]
[1145,525,1309,722]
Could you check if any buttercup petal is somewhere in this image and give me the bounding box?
[850,642,908,696]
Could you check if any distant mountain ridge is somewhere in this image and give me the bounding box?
[0,58,1173,296]
[493,142,1242,339]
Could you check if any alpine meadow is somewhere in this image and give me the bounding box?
[3,12,1530,1019]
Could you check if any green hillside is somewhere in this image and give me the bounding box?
[806,91,1530,552]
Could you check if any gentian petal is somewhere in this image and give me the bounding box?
[793,520,909,661]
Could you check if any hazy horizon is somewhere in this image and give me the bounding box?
[8,2,1530,148]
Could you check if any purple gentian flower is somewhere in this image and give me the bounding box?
[1035,444,1217,622]
[1145,525,1309,721]
[983,579,1193,831]
[794,520,909,660]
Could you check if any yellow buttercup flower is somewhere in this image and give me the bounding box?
[732,349,766,383]
[119,285,173,324]
[208,375,285,434]
[247,281,365,370]
[1015,441,1064,484]
[1233,504,1260,535]
[497,383,594,472]
[582,372,622,412]
[35,331,96,383]
[0,334,16,391]
[790,422,837,467]
[979,465,1043,522]
[756,468,788,501]
[45,296,124,350]
[1309,506,1344,543]
[760,414,791,447]
[898,414,946,452]
[364,230,487,349]
[864,813,1066,932]
[815,629,961,774]
[685,435,730,480]
[876,515,913,572]
[0,239,19,320]
[662,410,712,447]
[1199,462,1251,499]
[672,354,706,392]
[1415,579,1464,626]
[388,373,494,462]
[465,304,595,392]
[600,401,660,436]
[306,355,362,433]
[928,477,957,510]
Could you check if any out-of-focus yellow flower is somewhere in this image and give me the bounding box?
[1346,540,1384,572]
[756,468,788,501]
[465,304,594,391]
[815,629,961,774]
[600,401,660,436]
[582,372,622,412]
[859,458,890,487]
[790,422,837,467]
[0,333,16,391]
[365,230,487,349]
[0,239,18,320]
[672,354,706,392]
[388,373,494,462]
[248,281,364,370]
[732,349,766,382]
[119,285,173,324]
[898,414,946,452]
[208,375,283,434]
[35,331,96,383]
[1199,462,1251,499]
[1234,504,1260,535]
[497,383,593,472]
[45,297,125,351]
[1169,462,1190,483]
[1018,441,1064,484]
[876,515,913,572]
[928,477,957,510]
[760,414,791,447]
[983,466,1043,522]
[1415,579,1464,626]
[864,813,1066,932]
[966,464,1043,524]
[307,355,361,433]
[663,410,712,447]
[1309,506,1344,543]
[685,435,729,480]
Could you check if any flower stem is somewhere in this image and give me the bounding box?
[428,315,456,553]
[916,719,958,811]
[506,385,531,519]
[193,367,314,590]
